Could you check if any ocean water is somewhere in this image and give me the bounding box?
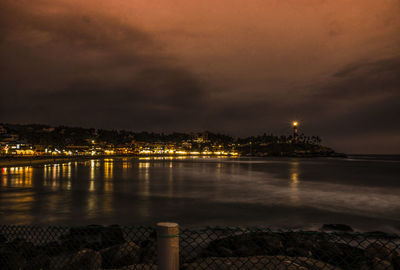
[0,156,399,232]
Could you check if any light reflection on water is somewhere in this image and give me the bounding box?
[290,161,300,204]
[139,160,150,198]
[0,157,399,230]
[2,166,33,188]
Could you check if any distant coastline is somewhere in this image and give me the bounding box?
[0,123,342,160]
[0,154,232,168]
[0,155,96,167]
[0,151,349,168]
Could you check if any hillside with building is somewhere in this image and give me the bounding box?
[0,123,344,158]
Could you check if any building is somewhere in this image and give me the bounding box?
[293,121,299,144]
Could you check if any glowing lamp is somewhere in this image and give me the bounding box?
[292,121,298,126]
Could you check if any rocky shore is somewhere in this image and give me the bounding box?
[0,224,399,270]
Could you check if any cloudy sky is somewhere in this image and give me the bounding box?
[1,0,399,153]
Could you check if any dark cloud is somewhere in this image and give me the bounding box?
[0,0,400,153]
[201,55,400,153]
[319,57,400,100]
[0,0,208,131]
[294,56,400,152]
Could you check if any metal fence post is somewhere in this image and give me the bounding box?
[157,222,179,270]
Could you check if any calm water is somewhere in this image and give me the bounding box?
[1,156,399,231]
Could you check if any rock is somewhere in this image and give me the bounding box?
[102,225,125,248]
[62,249,101,270]
[280,232,328,257]
[101,241,141,268]
[183,256,341,270]
[25,254,51,270]
[59,225,125,252]
[39,241,63,256]
[393,256,400,270]
[321,224,354,232]
[0,233,6,244]
[365,231,400,240]
[369,257,395,270]
[0,249,27,269]
[201,231,372,269]
[202,232,284,258]
[313,242,367,269]
[216,246,234,257]
[110,264,157,270]
[365,243,398,261]
[285,246,313,258]
[49,253,74,270]
[8,237,38,260]
[140,240,157,264]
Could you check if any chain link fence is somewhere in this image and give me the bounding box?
[0,225,399,269]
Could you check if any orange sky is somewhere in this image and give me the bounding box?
[1,0,400,153]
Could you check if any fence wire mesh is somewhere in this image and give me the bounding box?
[0,225,399,270]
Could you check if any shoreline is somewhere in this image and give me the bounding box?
[0,156,96,167]
[0,153,350,168]
[0,155,235,167]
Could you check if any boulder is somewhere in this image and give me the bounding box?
[59,225,125,252]
[183,256,341,270]
[62,249,101,270]
[392,256,400,270]
[110,264,157,270]
[7,237,38,260]
[280,232,329,257]
[39,241,63,256]
[313,242,368,269]
[140,239,157,264]
[321,224,354,232]
[49,253,74,270]
[101,225,125,248]
[0,249,27,269]
[202,232,284,257]
[25,254,51,270]
[0,233,6,244]
[285,246,313,258]
[365,243,398,261]
[215,246,234,257]
[365,231,400,240]
[101,241,141,268]
[201,231,372,269]
[369,257,395,270]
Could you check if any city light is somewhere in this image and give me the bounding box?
[0,125,243,157]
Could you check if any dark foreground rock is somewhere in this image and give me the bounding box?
[0,233,6,244]
[109,264,157,270]
[61,249,101,270]
[393,256,400,270]
[366,231,400,240]
[183,256,341,270]
[59,224,125,252]
[0,248,27,269]
[201,231,399,269]
[365,243,399,261]
[140,239,157,264]
[25,254,51,270]
[101,241,141,268]
[1,227,399,269]
[0,237,39,269]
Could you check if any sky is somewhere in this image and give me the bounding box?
[1,0,399,154]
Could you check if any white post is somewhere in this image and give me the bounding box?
[157,222,179,270]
